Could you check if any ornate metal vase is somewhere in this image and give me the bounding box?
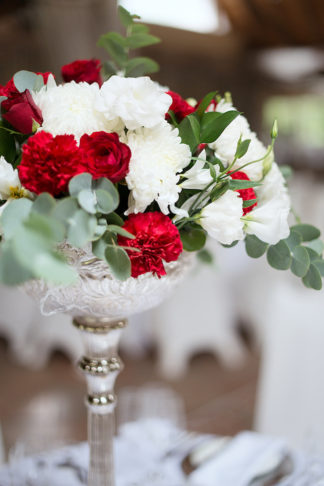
[24,244,192,486]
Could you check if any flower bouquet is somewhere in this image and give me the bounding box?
[0,5,323,485]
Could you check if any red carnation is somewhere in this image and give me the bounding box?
[61,59,102,86]
[79,132,131,183]
[2,90,43,134]
[19,131,82,195]
[118,212,183,278]
[166,90,195,122]
[230,171,257,215]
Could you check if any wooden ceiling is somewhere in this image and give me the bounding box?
[218,0,324,46]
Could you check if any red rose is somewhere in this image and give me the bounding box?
[19,131,82,195]
[118,212,183,278]
[230,171,257,215]
[166,90,195,122]
[79,132,131,183]
[61,59,102,86]
[2,90,43,134]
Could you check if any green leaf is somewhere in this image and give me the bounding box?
[285,230,302,251]
[25,212,65,243]
[209,180,229,201]
[125,57,159,77]
[102,60,117,77]
[302,263,322,290]
[118,5,134,27]
[305,246,320,262]
[267,240,292,270]
[314,259,324,277]
[97,32,128,67]
[222,240,239,248]
[78,189,97,214]
[92,237,107,260]
[207,162,217,180]
[178,114,200,153]
[197,248,213,264]
[245,234,268,258]
[1,198,32,238]
[243,199,257,208]
[95,189,116,214]
[107,224,135,239]
[0,122,16,163]
[279,164,293,181]
[200,110,240,144]
[69,173,92,197]
[196,91,217,118]
[104,245,131,281]
[306,238,324,256]
[13,70,38,93]
[33,75,45,92]
[0,244,34,285]
[92,178,119,209]
[180,226,206,251]
[33,252,77,285]
[235,139,251,159]
[31,193,56,215]
[126,33,160,49]
[106,212,124,226]
[52,197,79,227]
[131,24,149,34]
[291,245,310,278]
[229,180,262,190]
[291,224,321,242]
[67,210,97,247]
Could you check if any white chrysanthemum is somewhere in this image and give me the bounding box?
[181,150,218,190]
[0,156,24,200]
[244,163,290,244]
[125,122,191,214]
[32,80,111,140]
[209,100,266,181]
[200,190,244,245]
[96,76,172,130]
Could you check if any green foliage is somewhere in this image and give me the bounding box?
[104,245,131,281]
[197,248,213,264]
[13,71,40,93]
[1,198,33,239]
[196,91,217,118]
[178,115,200,153]
[245,234,268,258]
[229,180,261,190]
[180,225,206,251]
[267,240,292,270]
[0,122,16,163]
[235,138,251,159]
[97,6,160,78]
[290,245,310,278]
[200,110,240,143]
[291,224,320,242]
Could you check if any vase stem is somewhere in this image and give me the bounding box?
[73,317,127,486]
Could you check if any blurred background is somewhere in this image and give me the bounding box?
[1,0,324,465]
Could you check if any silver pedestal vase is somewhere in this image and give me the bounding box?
[24,244,192,486]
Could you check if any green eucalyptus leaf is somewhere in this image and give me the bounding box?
[314,259,324,277]
[285,230,302,251]
[1,198,32,238]
[92,237,107,260]
[104,245,131,281]
[267,240,292,270]
[25,212,65,243]
[245,234,268,258]
[302,263,322,290]
[13,70,38,93]
[291,245,310,278]
[291,224,321,242]
[180,226,206,252]
[78,189,97,214]
[107,224,135,239]
[31,193,56,215]
[306,238,324,256]
[305,246,320,261]
[200,110,239,144]
[178,114,200,153]
[67,209,97,247]
[222,240,239,248]
[52,197,79,227]
[95,189,116,214]
[125,57,159,77]
[126,33,160,49]
[197,248,213,264]
[92,178,119,208]
[196,91,217,118]
[33,252,77,285]
[69,173,92,197]
[0,244,34,285]
[33,75,45,92]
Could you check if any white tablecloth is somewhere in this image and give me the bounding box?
[1,419,323,486]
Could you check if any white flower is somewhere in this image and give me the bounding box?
[244,163,290,244]
[96,76,172,130]
[125,122,191,214]
[200,190,244,245]
[0,156,23,200]
[208,99,266,181]
[181,150,218,190]
[32,80,110,140]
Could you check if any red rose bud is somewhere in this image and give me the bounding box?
[230,171,257,215]
[79,131,131,183]
[166,90,195,122]
[2,90,43,134]
[118,212,183,278]
[19,131,83,195]
[61,59,102,86]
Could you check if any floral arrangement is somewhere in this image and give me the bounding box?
[0,6,323,290]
